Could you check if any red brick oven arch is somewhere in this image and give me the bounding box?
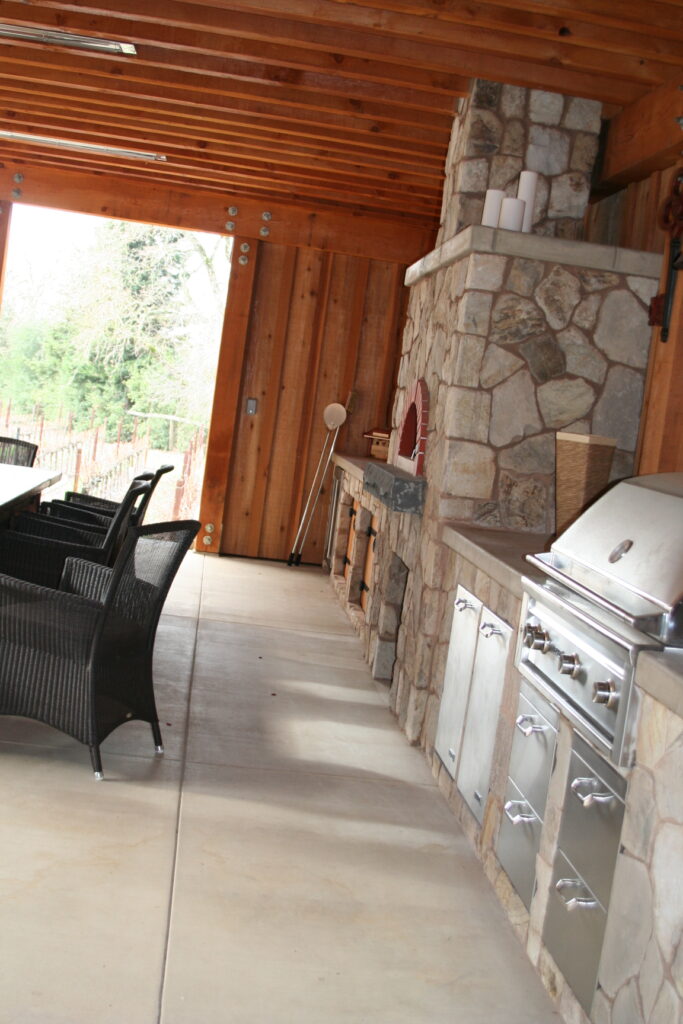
[396,378,429,477]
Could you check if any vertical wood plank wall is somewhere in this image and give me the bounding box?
[210,239,405,563]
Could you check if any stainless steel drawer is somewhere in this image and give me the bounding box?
[508,682,558,820]
[543,849,607,1015]
[559,735,626,908]
[496,777,542,911]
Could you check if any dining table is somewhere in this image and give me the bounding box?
[0,464,62,521]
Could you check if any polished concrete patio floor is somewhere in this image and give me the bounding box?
[0,553,559,1023]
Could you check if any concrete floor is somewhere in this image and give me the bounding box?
[0,553,559,1023]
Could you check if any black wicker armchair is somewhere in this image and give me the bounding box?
[38,463,174,529]
[0,435,38,467]
[0,481,150,588]
[0,519,200,778]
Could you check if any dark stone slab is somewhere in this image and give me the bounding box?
[363,461,426,514]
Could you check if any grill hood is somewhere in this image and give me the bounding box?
[526,473,683,645]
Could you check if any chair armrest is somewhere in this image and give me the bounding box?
[0,530,108,589]
[40,500,112,528]
[0,571,102,658]
[63,491,119,512]
[12,513,106,545]
[59,558,113,603]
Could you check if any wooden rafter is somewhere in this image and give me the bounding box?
[0,0,679,230]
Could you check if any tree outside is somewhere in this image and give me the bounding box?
[0,205,231,518]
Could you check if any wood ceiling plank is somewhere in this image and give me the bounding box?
[0,45,456,133]
[0,1,472,95]
[0,151,443,218]
[601,84,683,186]
[25,0,658,102]
[0,93,447,182]
[0,81,449,163]
[321,0,683,58]
[127,0,676,87]
[0,107,445,188]
[0,160,439,263]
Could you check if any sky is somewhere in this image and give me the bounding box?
[4,203,231,319]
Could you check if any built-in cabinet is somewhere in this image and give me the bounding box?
[496,681,558,910]
[543,734,626,1015]
[435,586,512,824]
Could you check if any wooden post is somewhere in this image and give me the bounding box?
[73,446,82,493]
[198,238,258,553]
[0,202,13,309]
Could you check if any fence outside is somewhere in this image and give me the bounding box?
[0,401,207,521]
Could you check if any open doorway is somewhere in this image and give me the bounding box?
[0,204,231,519]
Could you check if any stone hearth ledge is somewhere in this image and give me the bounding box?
[331,453,426,513]
[405,225,662,288]
[441,523,551,599]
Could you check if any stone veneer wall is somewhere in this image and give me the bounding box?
[395,227,661,534]
[591,695,683,1024]
[438,79,602,246]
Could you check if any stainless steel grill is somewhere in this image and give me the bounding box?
[517,472,683,766]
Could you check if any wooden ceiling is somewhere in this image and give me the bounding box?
[0,0,681,232]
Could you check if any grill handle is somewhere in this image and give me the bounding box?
[571,776,616,808]
[504,800,536,825]
[555,878,599,911]
[525,553,662,631]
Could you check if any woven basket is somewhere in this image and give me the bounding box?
[555,432,617,535]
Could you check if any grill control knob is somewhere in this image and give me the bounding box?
[558,653,581,677]
[523,625,551,653]
[593,680,619,709]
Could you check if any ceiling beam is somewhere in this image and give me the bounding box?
[601,83,683,186]
[0,161,438,263]
[0,1,471,95]
[21,0,667,103]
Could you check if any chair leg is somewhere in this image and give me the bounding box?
[151,720,164,755]
[89,744,104,780]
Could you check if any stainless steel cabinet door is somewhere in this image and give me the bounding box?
[456,609,512,823]
[434,587,482,778]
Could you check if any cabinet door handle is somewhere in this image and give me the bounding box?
[455,597,474,612]
[515,713,548,737]
[571,777,616,808]
[479,621,502,638]
[504,799,536,825]
[555,877,599,911]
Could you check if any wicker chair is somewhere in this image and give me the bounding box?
[0,481,150,589]
[0,436,38,467]
[0,519,200,778]
[39,464,174,529]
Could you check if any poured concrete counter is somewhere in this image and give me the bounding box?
[441,522,551,599]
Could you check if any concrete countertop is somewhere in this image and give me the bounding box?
[441,522,551,598]
[442,524,683,721]
[636,650,683,719]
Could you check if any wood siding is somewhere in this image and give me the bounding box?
[201,238,404,562]
[585,166,678,253]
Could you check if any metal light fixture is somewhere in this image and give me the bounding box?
[0,129,166,162]
[0,24,136,54]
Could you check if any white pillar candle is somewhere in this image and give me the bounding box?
[481,189,506,227]
[517,170,538,233]
[498,197,526,231]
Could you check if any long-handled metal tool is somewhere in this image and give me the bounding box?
[288,402,347,565]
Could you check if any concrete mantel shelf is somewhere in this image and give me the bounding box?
[404,224,663,288]
[363,460,426,514]
[332,453,426,514]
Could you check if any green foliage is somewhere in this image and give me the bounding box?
[0,213,230,448]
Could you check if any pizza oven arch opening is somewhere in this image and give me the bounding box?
[395,378,429,477]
